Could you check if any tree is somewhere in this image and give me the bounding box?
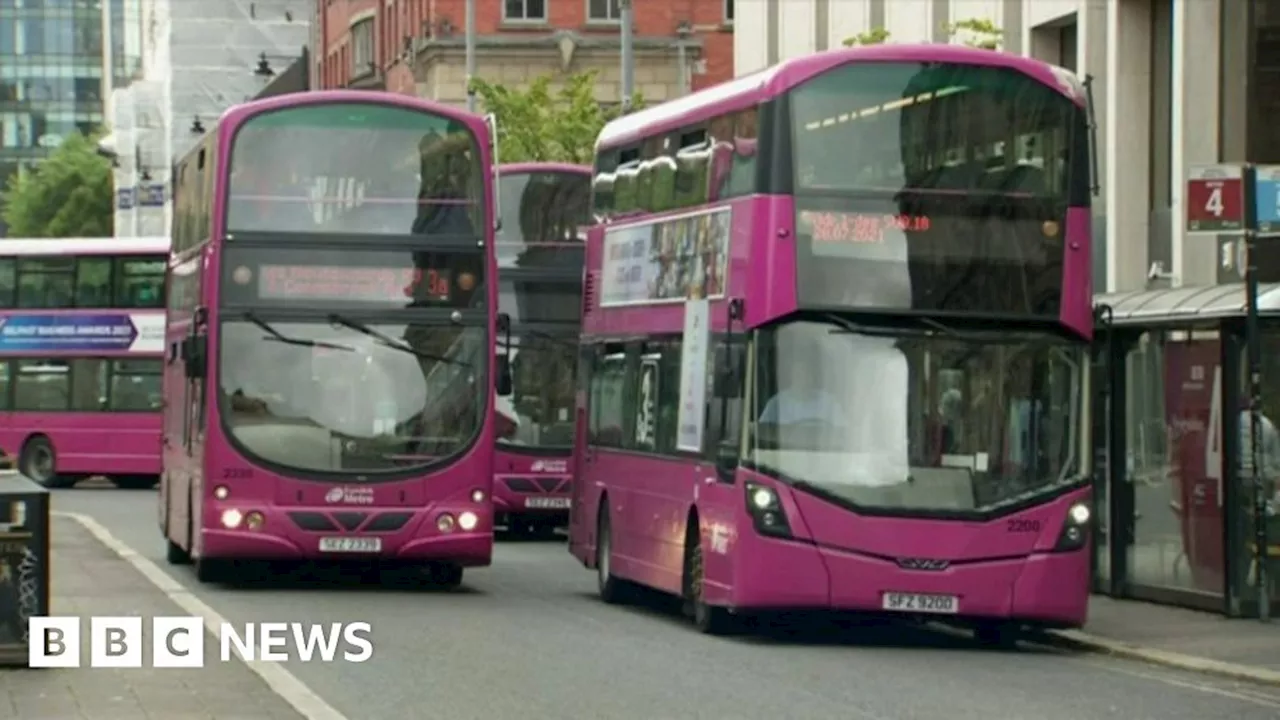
[469,71,643,165]
[843,27,891,47]
[1,132,113,237]
[947,18,1003,50]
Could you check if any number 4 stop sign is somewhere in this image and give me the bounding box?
[1186,164,1245,234]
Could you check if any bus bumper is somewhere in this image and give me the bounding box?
[729,536,1089,628]
[200,526,493,567]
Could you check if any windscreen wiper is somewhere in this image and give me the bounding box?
[244,312,351,351]
[327,314,468,366]
[823,313,978,340]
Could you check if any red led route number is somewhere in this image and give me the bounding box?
[799,210,932,244]
[1185,165,1244,233]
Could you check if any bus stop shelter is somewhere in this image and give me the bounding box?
[1092,283,1280,618]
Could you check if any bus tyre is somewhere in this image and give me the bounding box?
[428,563,464,589]
[19,437,73,489]
[112,475,159,490]
[165,539,191,565]
[974,623,1018,648]
[595,505,631,604]
[684,522,734,636]
[195,557,227,584]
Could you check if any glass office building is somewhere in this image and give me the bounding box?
[0,0,133,232]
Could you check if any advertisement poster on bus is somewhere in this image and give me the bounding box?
[1162,339,1225,594]
[0,312,165,354]
[676,299,710,452]
[600,207,731,307]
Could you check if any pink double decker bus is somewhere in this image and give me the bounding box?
[161,90,501,586]
[0,236,167,490]
[569,45,1097,638]
[493,163,591,537]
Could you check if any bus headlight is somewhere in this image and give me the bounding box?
[213,486,229,500]
[1054,502,1092,552]
[471,489,486,503]
[220,509,243,529]
[458,511,478,531]
[743,482,791,539]
[437,514,456,532]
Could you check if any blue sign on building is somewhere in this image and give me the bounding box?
[1254,166,1280,234]
[116,187,136,210]
[139,183,166,207]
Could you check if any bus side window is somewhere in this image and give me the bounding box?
[706,337,746,477]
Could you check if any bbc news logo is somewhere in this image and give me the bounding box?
[28,617,374,668]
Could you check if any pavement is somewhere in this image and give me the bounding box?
[6,485,1280,719]
[1,515,304,719]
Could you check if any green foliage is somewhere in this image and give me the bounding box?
[1,132,113,237]
[469,71,644,165]
[843,27,891,47]
[947,18,1003,50]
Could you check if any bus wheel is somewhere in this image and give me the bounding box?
[112,475,159,490]
[195,557,228,584]
[595,505,632,604]
[165,538,192,565]
[684,521,735,636]
[19,436,74,489]
[974,622,1019,648]
[427,563,463,589]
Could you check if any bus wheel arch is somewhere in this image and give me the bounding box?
[19,435,74,489]
[682,508,734,635]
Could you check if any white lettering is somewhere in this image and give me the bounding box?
[219,622,255,661]
[290,623,343,662]
[342,622,373,662]
[258,622,290,661]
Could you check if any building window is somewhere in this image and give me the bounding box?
[504,0,546,22]
[724,0,734,23]
[588,0,621,23]
[350,18,374,76]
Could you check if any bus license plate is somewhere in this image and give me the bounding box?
[318,537,382,553]
[525,497,570,509]
[881,592,958,614]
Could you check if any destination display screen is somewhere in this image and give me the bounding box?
[221,247,480,309]
[799,211,932,244]
[258,265,451,303]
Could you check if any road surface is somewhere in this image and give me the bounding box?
[53,487,1280,720]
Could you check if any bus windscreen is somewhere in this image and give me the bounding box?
[226,103,484,236]
[788,62,1089,316]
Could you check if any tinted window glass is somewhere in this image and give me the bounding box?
[218,319,486,473]
[497,170,590,269]
[115,257,166,308]
[789,62,1087,316]
[226,103,483,236]
[14,360,69,411]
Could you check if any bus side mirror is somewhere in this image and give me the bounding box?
[182,335,207,379]
[495,354,513,396]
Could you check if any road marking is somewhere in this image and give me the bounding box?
[1075,656,1280,708]
[54,511,350,720]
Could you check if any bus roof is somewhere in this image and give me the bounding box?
[1,236,170,256]
[596,44,1084,151]
[499,163,591,176]
[218,89,490,138]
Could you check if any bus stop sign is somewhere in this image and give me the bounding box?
[1254,165,1280,234]
[1186,164,1244,234]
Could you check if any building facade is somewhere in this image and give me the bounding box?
[0,0,142,233]
[315,0,734,107]
[734,0,1280,295]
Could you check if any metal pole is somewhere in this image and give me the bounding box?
[465,0,477,112]
[620,0,634,111]
[1245,165,1271,622]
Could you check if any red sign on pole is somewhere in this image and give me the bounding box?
[1186,164,1245,234]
